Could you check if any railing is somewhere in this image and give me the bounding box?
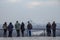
[0,28,60,37]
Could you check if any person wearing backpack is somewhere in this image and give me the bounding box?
[27,21,32,36]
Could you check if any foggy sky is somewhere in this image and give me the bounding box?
[0,0,60,24]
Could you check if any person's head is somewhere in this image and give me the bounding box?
[16,21,18,23]
[4,22,7,25]
[48,22,50,25]
[4,22,7,24]
[28,21,30,24]
[53,21,55,24]
[22,22,23,24]
[21,22,24,25]
[9,22,12,25]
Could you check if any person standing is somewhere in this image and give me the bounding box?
[46,22,51,36]
[2,22,7,37]
[21,22,25,37]
[8,22,13,37]
[52,21,56,37]
[15,21,20,37]
[27,21,32,36]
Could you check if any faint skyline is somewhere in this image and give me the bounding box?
[0,0,60,24]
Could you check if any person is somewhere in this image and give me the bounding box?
[2,22,7,37]
[46,22,51,36]
[52,21,56,37]
[27,21,32,36]
[8,22,13,37]
[21,22,25,37]
[15,21,20,37]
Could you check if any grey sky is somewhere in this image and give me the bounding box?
[0,0,60,24]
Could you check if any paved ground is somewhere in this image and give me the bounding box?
[0,37,60,40]
[0,29,60,37]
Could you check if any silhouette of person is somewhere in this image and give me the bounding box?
[52,21,56,37]
[21,22,25,37]
[27,21,32,36]
[2,22,7,37]
[46,22,51,36]
[8,22,13,37]
[15,21,20,37]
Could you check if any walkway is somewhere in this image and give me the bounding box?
[0,37,60,40]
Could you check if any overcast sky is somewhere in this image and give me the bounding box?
[0,0,60,24]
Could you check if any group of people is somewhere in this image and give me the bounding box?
[46,21,56,37]
[2,21,32,37]
[2,21,57,37]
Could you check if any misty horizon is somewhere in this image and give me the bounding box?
[0,0,60,24]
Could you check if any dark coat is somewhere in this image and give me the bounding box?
[52,23,56,30]
[8,24,13,31]
[46,24,51,32]
[21,23,25,31]
[27,23,32,30]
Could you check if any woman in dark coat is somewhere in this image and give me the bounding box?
[46,22,51,36]
[21,22,25,37]
[8,22,13,37]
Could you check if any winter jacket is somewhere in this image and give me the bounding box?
[27,23,32,30]
[8,24,13,31]
[15,23,20,30]
[21,23,25,31]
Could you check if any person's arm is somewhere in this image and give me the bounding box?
[55,23,57,27]
[31,24,33,29]
[55,23,57,29]
[12,25,14,28]
[52,24,53,29]
[2,24,4,28]
[46,25,47,30]
[27,25,28,29]
[15,24,16,29]
[7,25,9,31]
[24,24,25,30]
[50,24,52,30]
[19,24,21,29]
[2,25,4,29]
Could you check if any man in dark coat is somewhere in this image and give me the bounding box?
[8,22,13,37]
[27,21,32,36]
[46,22,51,36]
[21,22,25,37]
[52,21,56,37]
[15,21,20,37]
